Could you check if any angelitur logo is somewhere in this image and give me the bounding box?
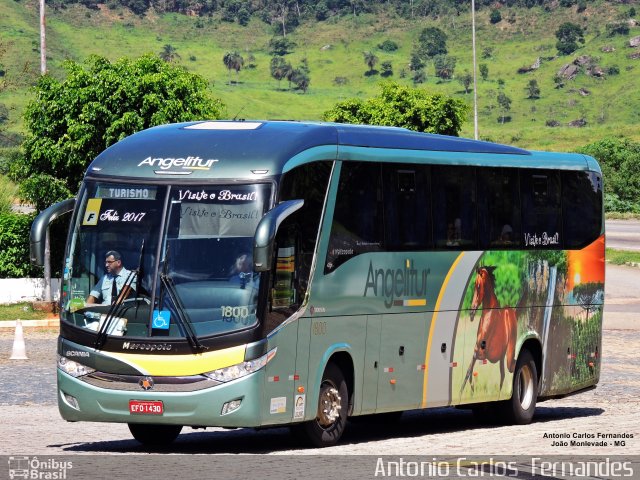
[363,259,430,309]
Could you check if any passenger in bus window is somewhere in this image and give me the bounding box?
[493,224,514,246]
[446,218,462,246]
[86,250,137,305]
[229,253,253,288]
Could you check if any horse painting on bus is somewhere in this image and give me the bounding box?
[452,239,604,406]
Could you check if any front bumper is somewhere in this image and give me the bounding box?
[57,368,264,427]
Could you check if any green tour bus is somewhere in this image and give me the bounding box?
[31,121,605,447]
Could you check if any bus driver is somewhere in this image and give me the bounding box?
[86,250,136,305]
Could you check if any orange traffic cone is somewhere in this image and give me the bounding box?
[10,319,28,360]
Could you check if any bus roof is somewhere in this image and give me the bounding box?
[86,121,598,181]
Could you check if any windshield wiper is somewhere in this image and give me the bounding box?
[158,244,206,352]
[158,273,206,352]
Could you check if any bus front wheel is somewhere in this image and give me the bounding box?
[500,349,538,425]
[297,363,348,447]
[128,423,182,446]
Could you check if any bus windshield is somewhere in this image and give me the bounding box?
[62,181,271,340]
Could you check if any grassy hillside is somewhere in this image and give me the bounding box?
[1,0,639,151]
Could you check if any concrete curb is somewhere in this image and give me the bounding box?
[0,318,59,329]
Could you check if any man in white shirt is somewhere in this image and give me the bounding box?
[87,250,136,305]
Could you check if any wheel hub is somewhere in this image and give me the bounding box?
[318,386,342,427]
[518,365,534,411]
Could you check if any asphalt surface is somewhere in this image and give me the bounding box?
[606,220,640,251]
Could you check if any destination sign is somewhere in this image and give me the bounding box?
[96,185,157,200]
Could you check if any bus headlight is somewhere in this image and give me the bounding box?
[204,348,277,383]
[57,355,96,378]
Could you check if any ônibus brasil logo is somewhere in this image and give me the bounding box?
[8,457,73,479]
[363,259,430,309]
[138,156,219,175]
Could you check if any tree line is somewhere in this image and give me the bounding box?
[46,0,622,30]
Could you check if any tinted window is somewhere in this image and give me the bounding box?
[562,171,603,248]
[326,162,383,272]
[267,162,332,332]
[432,166,478,249]
[383,164,433,250]
[477,168,521,249]
[521,170,562,248]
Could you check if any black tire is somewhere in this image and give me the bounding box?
[296,363,348,447]
[128,423,182,446]
[498,349,538,425]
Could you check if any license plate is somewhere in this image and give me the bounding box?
[129,400,164,415]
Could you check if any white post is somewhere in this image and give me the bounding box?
[40,0,46,74]
[44,228,51,302]
[471,0,479,140]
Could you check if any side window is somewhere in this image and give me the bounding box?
[521,170,562,248]
[562,171,603,249]
[477,167,521,249]
[383,164,433,250]
[432,166,478,249]
[326,162,383,272]
[265,161,332,333]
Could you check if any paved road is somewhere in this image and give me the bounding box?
[606,220,640,251]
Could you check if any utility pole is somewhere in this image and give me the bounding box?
[471,0,479,140]
[40,0,46,74]
[40,0,51,302]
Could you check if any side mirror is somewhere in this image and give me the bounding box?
[253,199,304,272]
[30,198,76,266]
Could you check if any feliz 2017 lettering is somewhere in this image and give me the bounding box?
[524,232,560,247]
[99,210,146,222]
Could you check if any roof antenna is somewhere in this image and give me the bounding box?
[232,106,246,121]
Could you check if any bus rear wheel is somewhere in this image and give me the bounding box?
[128,423,182,446]
[297,363,348,448]
[499,349,538,425]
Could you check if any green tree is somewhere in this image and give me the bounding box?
[479,63,489,81]
[19,55,224,201]
[290,68,310,93]
[555,22,585,55]
[270,56,291,88]
[322,82,469,136]
[412,68,426,85]
[268,37,297,56]
[605,22,630,37]
[433,55,456,80]
[380,60,393,78]
[363,51,379,74]
[526,79,541,99]
[497,92,512,124]
[0,212,41,278]
[409,53,425,72]
[457,70,472,94]
[578,138,640,211]
[237,7,251,26]
[159,44,180,63]
[416,27,448,59]
[490,9,502,24]
[222,51,244,83]
[378,40,399,52]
